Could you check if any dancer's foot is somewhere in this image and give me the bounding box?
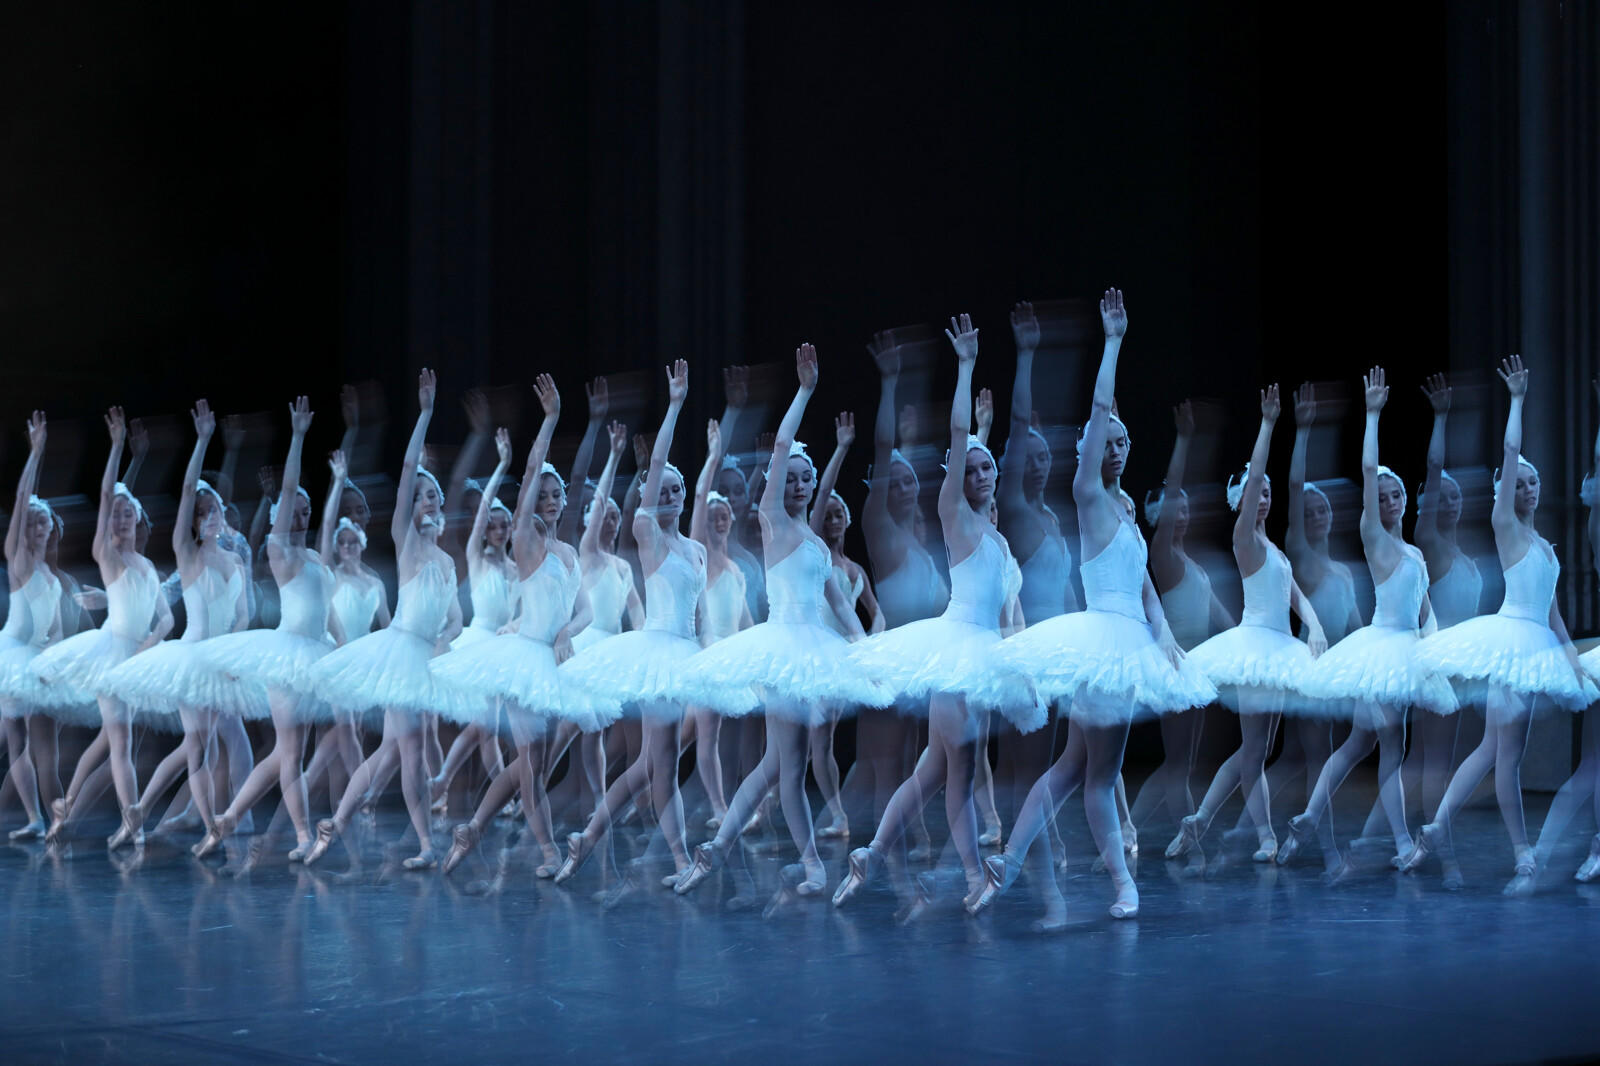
[443,822,481,875]
[535,844,564,880]
[705,812,725,832]
[192,812,236,858]
[816,819,850,840]
[1441,858,1464,892]
[1108,875,1139,920]
[832,843,883,907]
[1577,835,1600,883]
[1251,835,1278,864]
[1503,847,1536,897]
[795,858,828,897]
[8,820,46,842]
[1319,856,1355,886]
[1122,822,1139,858]
[1397,822,1440,874]
[977,821,1003,848]
[967,852,1023,916]
[553,831,592,885]
[674,841,725,895]
[1166,814,1203,860]
[1276,813,1314,866]
[1031,896,1068,934]
[107,805,144,850]
[402,850,437,871]
[301,818,340,867]
[154,809,202,836]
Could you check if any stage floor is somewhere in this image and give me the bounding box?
[2,789,1597,1066]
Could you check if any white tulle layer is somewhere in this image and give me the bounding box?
[1186,624,1315,690]
[0,636,50,714]
[559,630,699,724]
[310,628,467,717]
[101,639,268,725]
[849,619,1045,733]
[1297,624,1457,718]
[1415,614,1598,712]
[431,633,599,729]
[675,621,891,723]
[991,611,1216,724]
[198,629,332,720]
[450,624,496,652]
[570,626,618,655]
[28,629,139,726]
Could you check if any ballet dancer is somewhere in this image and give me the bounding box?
[305,369,466,870]
[979,289,1215,924]
[674,344,885,899]
[1401,356,1596,895]
[1277,368,1455,877]
[1171,383,1328,865]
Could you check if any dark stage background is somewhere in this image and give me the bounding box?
[3,2,1597,680]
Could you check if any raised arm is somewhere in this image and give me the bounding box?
[691,418,723,544]
[1415,373,1451,563]
[445,389,492,542]
[392,369,437,547]
[1357,367,1391,554]
[974,388,994,448]
[558,378,608,544]
[940,315,981,536]
[635,360,689,544]
[1232,386,1280,560]
[513,375,562,561]
[584,421,628,558]
[1286,382,1314,557]
[173,400,216,561]
[319,449,347,563]
[7,412,47,568]
[1290,577,1327,656]
[92,407,128,565]
[1073,290,1128,546]
[121,419,149,492]
[1149,400,1194,590]
[864,335,900,534]
[762,344,819,534]
[270,397,314,579]
[338,384,360,467]
[810,413,855,535]
[1491,355,1529,548]
[1001,301,1040,514]
[466,428,512,573]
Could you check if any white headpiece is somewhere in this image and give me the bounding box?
[1415,468,1461,515]
[341,480,369,509]
[829,489,851,527]
[706,490,733,512]
[1225,463,1270,512]
[416,466,445,506]
[787,440,816,477]
[334,515,368,550]
[1374,465,1407,513]
[112,482,147,525]
[889,449,919,496]
[269,484,313,524]
[1075,413,1131,458]
[195,478,225,510]
[26,494,54,523]
[539,462,568,494]
[1143,484,1186,527]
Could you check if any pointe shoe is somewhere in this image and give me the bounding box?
[1397,823,1440,874]
[443,823,481,875]
[1166,814,1203,860]
[287,837,315,863]
[1503,849,1536,897]
[1576,835,1600,883]
[1251,837,1278,863]
[705,814,724,832]
[1276,814,1314,866]
[9,820,46,842]
[535,849,564,880]
[402,851,438,871]
[107,806,144,850]
[816,820,850,840]
[192,812,236,859]
[1441,860,1464,892]
[832,844,883,907]
[968,852,1023,916]
[301,819,340,867]
[674,841,724,895]
[1108,880,1139,920]
[1320,857,1355,886]
[977,822,1003,848]
[553,831,591,885]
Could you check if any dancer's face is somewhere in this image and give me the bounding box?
[1303,490,1331,541]
[709,500,733,538]
[290,494,311,535]
[821,498,848,541]
[1514,463,1540,517]
[337,528,364,564]
[717,469,749,518]
[1099,424,1129,483]
[413,479,443,536]
[784,457,816,515]
[537,473,566,526]
[598,500,621,546]
[1256,480,1272,524]
[1435,478,1462,526]
[964,448,996,509]
[25,506,51,553]
[485,509,511,548]
[1172,493,1190,538]
[887,461,918,522]
[340,487,371,530]
[195,494,225,540]
[1377,474,1405,529]
[656,471,686,526]
[1023,435,1052,498]
[110,496,139,543]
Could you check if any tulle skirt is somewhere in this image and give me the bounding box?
[676,620,891,724]
[101,638,268,730]
[850,617,1045,733]
[199,629,333,721]
[450,623,497,652]
[310,627,465,719]
[1185,623,1315,712]
[0,636,49,716]
[432,632,594,729]
[570,626,617,655]
[1300,624,1457,719]
[1415,613,1598,712]
[991,610,1217,726]
[559,629,698,724]
[29,629,142,726]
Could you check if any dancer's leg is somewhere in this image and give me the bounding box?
[930,694,982,891]
[1081,718,1137,917]
[2,714,42,829]
[768,710,825,886]
[693,708,728,825]
[28,714,61,813]
[389,711,436,866]
[1534,707,1599,866]
[642,711,689,872]
[973,710,1001,843]
[808,706,846,834]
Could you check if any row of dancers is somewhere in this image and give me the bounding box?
[2,291,1599,926]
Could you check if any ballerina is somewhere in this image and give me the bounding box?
[977,289,1215,924]
[832,314,1042,910]
[1401,356,1596,895]
[555,359,704,887]
[1277,368,1455,877]
[1127,401,1236,836]
[810,412,886,840]
[436,377,594,878]
[34,407,172,848]
[1169,383,1328,865]
[105,400,254,847]
[674,344,887,899]
[194,396,345,859]
[0,412,63,839]
[304,369,466,870]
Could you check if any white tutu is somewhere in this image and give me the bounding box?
[28,629,141,726]
[431,632,595,729]
[569,626,617,655]
[198,629,330,720]
[1415,614,1597,712]
[0,636,50,715]
[676,621,891,724]
[1300,624,1457,719]
[1183,623,1318,712]
[992,611,1216,726]
[850,618,1045,733]
[310,627,466,718]
[101,639,267,729]
[559,630,698,724]
[451,624,497,652]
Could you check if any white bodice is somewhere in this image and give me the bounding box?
[767,538,830,626]
[1161,556,1212,649]
[519,552,580,644]
[468,562,519,632]
[877,540,950,628]
[106,564,161,642]
[1304,563,1357,644]
[1429,550,1482,628]
[2,567,60,648]
[1372,550,1426,631]
[582,555,630,636]
[180,564,242,642]
[1499,542,1558,624]
[643,548,704,641]
[391,558,456,643]
[278,556,334,640]
[1019,530,1076,622]
[702,566,747,643]
[331,574,381,641]
[942,535,1008,630]
[1240,545,1292,634]
[1080,521,1147,622]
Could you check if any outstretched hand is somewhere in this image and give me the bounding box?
[417,368,437,412]
[26,410,46,453]
[796,342,819,390]
[289,395,314,436]
[129,418,148,458]
[706,418,722,456]
[1260,383,1281,424]
[945,313,979,363]
[1173,399,1195,437]
[534,373,560,419]
[105,406,127,446]
[586,377,609,421]
[461,389,490,436]
[328,449,348,482]
[1363,366,1389,413]
[836,411,856,448]
[868,332,900,379]
[633,433,651,468]
[1010,300,1040,352]
[975,389,994,436]
[494,426,512,466]
[192,399,216,438]
[666,359,690,406]
[1293,382,1316,427]
[608,420,628,457]
[340,383,360,428]
[724,365,750,408]
[1100,288,1127,340]
[1421,372,1451,414]
[1497,354,1529,398]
